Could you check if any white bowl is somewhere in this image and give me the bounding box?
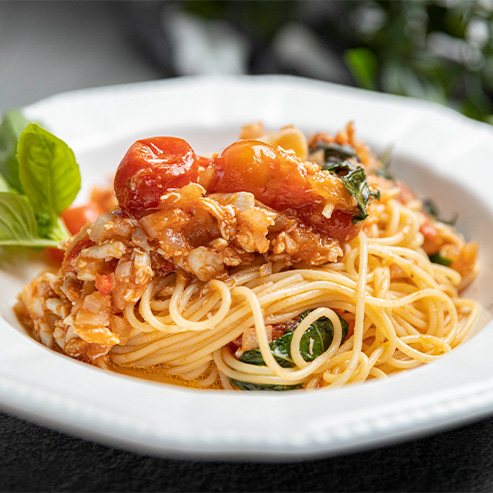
[1,75,493,460]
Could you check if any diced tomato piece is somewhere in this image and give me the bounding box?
[62,203,105,235]
[96,274,113,295]
[114,136,198,211]
[298,207,360,243]
[63,238,94,267]
[160,260,174,276]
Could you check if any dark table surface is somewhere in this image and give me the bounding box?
[2,409,493,492]
[2,3,493,492]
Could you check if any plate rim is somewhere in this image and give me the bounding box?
[1,74,493,460]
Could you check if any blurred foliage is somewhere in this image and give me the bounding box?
[184,0,300,42]
[183,0,493,124]
[342,1,493,123]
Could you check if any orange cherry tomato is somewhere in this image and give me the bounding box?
[211,140,314,210]
[62,203,105,235]
[114,136,198,211]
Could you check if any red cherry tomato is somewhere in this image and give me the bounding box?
[114,137,198,211]
[62,203,105,235]
[211,140,314,210]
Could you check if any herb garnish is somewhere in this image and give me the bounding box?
[310,142,358,164]
[232,311,349,391]
[239,311,349,368]
[428,252,452,267]
[374,145,394,180]
[422,199,457,226]
[322,160,379,223]
[0,112,81,248]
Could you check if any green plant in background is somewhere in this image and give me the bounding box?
[343,1,493,123]
[183,0,493,124]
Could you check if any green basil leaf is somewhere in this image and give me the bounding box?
[240,331,296,368]
[298,312,349,362]
[422,199,457,226]
[229,379,302,391]
[322,161,376,223]
[429,252,453,267]
[17,123,81,234]
[0,173,9,192]
[342,167,371,223]
[309,142,357,164]
[422,199,439,218]
[239,311,349,368]
[374,145,394,180]
[0,110,31,193]
[0,192,59,247]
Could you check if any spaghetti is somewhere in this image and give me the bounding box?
[17,123,480,391]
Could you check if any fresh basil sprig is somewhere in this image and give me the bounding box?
[0,113,81,248]
[322,160,379,223]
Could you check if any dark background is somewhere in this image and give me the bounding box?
[4,410,493,492]
[2,2,493,491]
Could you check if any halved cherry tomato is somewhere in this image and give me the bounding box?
[211,140,314,210]
[62,203,105,235]
[114,137,198,211]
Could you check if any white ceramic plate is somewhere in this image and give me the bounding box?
[1,75,493,460]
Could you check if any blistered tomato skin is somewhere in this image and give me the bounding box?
[211,140,314,210]
[114,137,198,211]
